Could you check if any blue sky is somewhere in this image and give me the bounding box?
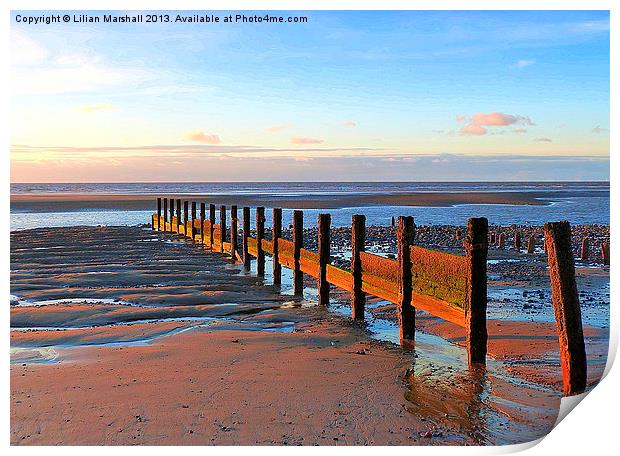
[10,10,610,182]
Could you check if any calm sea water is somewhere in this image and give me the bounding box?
[10,182,610,231]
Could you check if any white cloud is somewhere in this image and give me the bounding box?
[11,32,48,66]
[516,59,536,68]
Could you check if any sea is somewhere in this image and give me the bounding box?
[10,181,610,231]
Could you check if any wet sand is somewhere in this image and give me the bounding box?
[10,226,608,445]
[10,190,568,212]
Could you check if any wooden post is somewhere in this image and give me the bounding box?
[163,198,168,230]
[293,210,304,295]
[155,198,162,230]
[581,237,589,261]
[498,232,505,249]
[490,232,496,245]
[200,203,206,245]
[230,205,238,260]
[601,242,610,265]
[464,217,488,366]
[272,208,282,285]
[191,201,197,239]
[515,231,521,251]
[397,216,415,343]
[318,213,331,306]
[219,205,227,253]
[183,200,189,236]
[242,207,251,270]
[209,204,216,250]
[527,235,535,254]
[351,215,366,320]
[256,207,265,276]
[176,199,181,233]
[169,198,175,232]
[544,221,587,396]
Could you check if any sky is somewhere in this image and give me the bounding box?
[10,10,610,182]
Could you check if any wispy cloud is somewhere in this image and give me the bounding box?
[459,112,534,136]
[592,125,608,134]
[516,59,536,68]
[265,124,290,133]
[290,136,324,145]
[341,120,357,128]
[533,137,552,142]
[184,131,222,145]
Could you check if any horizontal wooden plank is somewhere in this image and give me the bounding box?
[193,219,202,229]
[247,236,258,257]
[326,264,353,291]
[223,241,232,253]
[277,239,295,269]
[410,246,467,308]
[300,248,320,278]
[261,239,274,255]
[411,292,466,328]
[360,252,399,283]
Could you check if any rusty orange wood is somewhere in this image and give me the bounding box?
[326,264,353,291]
[261,239,274,255]
[299,248,320,278]
[247,236,258,257]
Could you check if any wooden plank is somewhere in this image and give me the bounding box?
[223,241,232,253]
[261,239,274,255]
[277,239,295,269]
[247,236,258,257]
[412,292,466,328]
[360,252,399,282]
[299,248,320,278]
[326,264,353,292]
[410,245,467,308]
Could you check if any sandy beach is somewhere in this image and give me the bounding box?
[10,224,609,445]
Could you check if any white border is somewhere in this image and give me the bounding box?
[3,1,616,454]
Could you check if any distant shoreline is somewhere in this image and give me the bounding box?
[9,189,610,212]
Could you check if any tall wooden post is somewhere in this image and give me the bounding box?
[200,203,206,245]
[256,207,265,276]
[581,237,589,261]
[176,199,181,233]
[209,204,216,250]
[292,210,304,295]
[155,198,162,230]
[242,207,251,270]
[169,198,175,232]
[601,242,610,265]
[544,221,587,396]
[230,205,238,260]
[318,213,331,306]
[163,198,168,230]
[464,217,488,366]
[183,200,189,236]
[515,231,521,251]
[397,216,415,342]
[272,208,282,285]
[527,235,535,254]
[219,205,227,253]
[191,201,197,239]
[498,232,505,249]
[351,215,366,320]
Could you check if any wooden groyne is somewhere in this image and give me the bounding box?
[152,197,589,395]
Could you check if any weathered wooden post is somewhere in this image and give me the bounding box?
[391,216,395,228]
[200,203,206,245]
[183,201,189,237]
[155,198,162,230]
[191,201,197,240]
[498,232,505,249]
[163,198,168,231]
[397,216,415,343]
[272,208,282,285]
[527,235,535,254]
[544,221,587,396]
[219,205,227,253]
[256,207,265,275]
[209,204,216,250]
[464,217,488,366]
[176,199,181,233]
[293,210,304,295]
[601,242,610,265]
[515,231,521,251]
[581,237,589,261]
[230,205,238,260]
[351,215,366,320]
[242,207,251,270]
[169,198,175,232]
[490,232,496,245]
[318,213,331,306]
